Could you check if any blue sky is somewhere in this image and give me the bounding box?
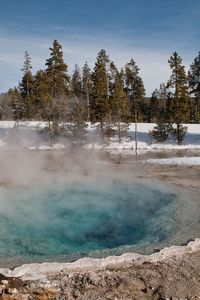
[0,0,199,95]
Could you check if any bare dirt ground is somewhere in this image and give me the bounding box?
[147,164,200,191]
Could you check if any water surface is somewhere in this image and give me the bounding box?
[0,180,177,258]
[0,154,199,268]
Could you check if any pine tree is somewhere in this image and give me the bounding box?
[66,101,87,148]
[46,40,69,97]
[33,70,50,119]
[109,61,118,94]
[0,92,14,120]
[188,52,200,123]
[107,61,119,129]
[158,83,168,110]
[20,51,34,119]
[8,87,23,121]
[150,84,168,122]
[71,64,82,98]
[45,40,70,138]
[150,89,159,122]
[150,85,173,142]
[124,59,145,121]
[149,115,171,142]
[91,49,110,135]
[111,69,130,143]
[124,59,145,154]
[82,62,92,121]
[167,52,190,144]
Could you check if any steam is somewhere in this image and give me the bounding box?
[0,147,178,262]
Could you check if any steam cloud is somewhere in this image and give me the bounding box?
[0,149,176,264]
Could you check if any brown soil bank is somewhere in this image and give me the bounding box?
[1,240,200,299]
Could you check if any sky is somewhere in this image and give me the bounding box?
[0,0,199,95]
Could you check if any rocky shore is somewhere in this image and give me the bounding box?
[1,239,200,299]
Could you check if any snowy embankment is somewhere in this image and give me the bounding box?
[0,121,199,161]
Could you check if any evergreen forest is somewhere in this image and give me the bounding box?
[0,40,199,144]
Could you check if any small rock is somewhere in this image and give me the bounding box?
[141,288,147,293]
[0,284,5,293]
[133,278,146,291]
[6,287,18,295]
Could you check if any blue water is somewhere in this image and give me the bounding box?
[0,181,177,258]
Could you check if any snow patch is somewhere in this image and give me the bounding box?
[147,157,200,166]
[29,144,66,151]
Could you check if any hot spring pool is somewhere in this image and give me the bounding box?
[0,180,177,257]
[0,173,199,267]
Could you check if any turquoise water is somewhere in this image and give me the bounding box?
[0,180,177,259]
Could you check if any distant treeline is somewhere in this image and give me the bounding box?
[0,40,199,144]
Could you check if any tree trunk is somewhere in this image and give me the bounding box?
[48,119,53,146]
[197,95,200,122]
[135,108,138,156]
[117,121,121,143]
[100,119,104,142]
[86,91,90,121]
[177,119,181,145]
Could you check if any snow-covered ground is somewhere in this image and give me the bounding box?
[0,121,199,164]
[87,123,200,152]
[147,156,200,166]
